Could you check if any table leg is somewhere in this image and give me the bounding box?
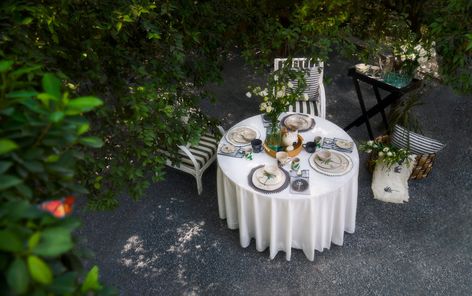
[348,78,374,139]
[373,86,389,131]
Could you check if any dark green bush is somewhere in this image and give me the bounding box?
[0,61,113,295]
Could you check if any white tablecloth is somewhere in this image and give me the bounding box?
[217,114,359,261]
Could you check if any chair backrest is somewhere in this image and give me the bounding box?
[274,57,326,118]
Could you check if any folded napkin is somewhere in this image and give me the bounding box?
[321,137,354,153]
[217,147,244,158]
[289,169,310,195]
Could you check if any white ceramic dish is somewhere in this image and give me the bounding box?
[282,114,315,131]
[225,125,260,146]
[309,151,353,176]
[335,139,353,149]
[252,167,286,190]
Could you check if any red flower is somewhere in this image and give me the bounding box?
[40,196,75,218]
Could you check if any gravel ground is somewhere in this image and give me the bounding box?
[78,54,472,295]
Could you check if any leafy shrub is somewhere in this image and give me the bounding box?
[0,61,113,295]
[0,0,470,208]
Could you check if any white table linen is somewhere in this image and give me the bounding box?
[217,114,359,261]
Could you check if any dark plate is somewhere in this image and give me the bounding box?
[291,178,309,192]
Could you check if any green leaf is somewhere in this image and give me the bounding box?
[0,60,14,72]
[11,65,41,78]
[77,123,90,135]
[79,137,104,148]
[0,174,23,190]
[37,93,57,107]
[23,161,44,173]
[6,90,38,98]
[0,230,24,252]
[28,232,42,250]
[45,155,59,163]
[27,255,53,285]
[81,266,102,292]
[21,17,33,25]
[48,272,77,294]
[42,74,61,100]
[7,258,29,294]
[33,227,73,257]
[49,111,65,123]
[16,183,33,198]
[0,139,19,154]
[0,161,13,174]
[66,96,103,114]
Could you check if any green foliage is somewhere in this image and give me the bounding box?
[0,0,470,208]
[0,62,113,295]
[0,61,102,202]
[0,201,114,295]
[0,0,231,207]
[359,140,411,169]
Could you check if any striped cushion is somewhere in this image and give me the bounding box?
[287,101,318,117]
[289,65,321,101]
[163,133,219,170]
[391,125,445,155]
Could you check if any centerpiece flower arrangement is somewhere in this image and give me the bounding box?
[246,62,307,150]
[359,139,411,168]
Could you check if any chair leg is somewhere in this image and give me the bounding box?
[195,173,203,195]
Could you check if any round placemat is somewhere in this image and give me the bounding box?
[248,165,290,194]
[281,114,315,132]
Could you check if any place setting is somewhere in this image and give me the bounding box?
[225,125,260,147]
[309,150,353,176]
[248,164,290,194]
[280,113,316,132]
[320,137,354,153]
[218,143,244,158]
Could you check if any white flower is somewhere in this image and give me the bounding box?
[366,149,372,153]
[266,105,273,113]
[383,147,389,152]
[276,90,285,98]
[260,102,267,112]
[303,93,309,101]
[373,144,378,148]
[273,75,278,81]
[387,152,393,156]
[287,81,294,89]
[261,88,268,96]
[378,151,384,157]
[246,92,252,98]
[367,140,374,146]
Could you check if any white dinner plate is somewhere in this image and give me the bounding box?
[282,114,315,131]
[225,125,260,146]
[251,167,286,190]
[309,151,353,176]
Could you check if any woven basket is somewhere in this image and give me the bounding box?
[263,135,304,158]
[367,135,436,180]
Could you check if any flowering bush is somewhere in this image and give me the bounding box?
[389,41,436,77]
[246,62,307,125]
[360,140,411,168]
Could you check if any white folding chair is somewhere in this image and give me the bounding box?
[162,126,225,195]
[274,58,326,118]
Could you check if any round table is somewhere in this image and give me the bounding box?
[217,113,359,261]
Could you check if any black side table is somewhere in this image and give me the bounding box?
[344,68,421,139]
